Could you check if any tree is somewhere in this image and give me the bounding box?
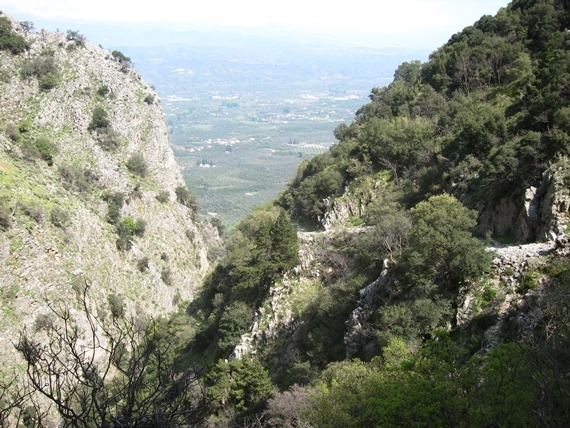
[399,194,491,295]
[216,301,254,353]
[66,30,86,47]
[207,357,274,422]
[111,50,132,72]
[15,280,209,427]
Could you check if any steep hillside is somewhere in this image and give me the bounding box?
[180,1,570,426]
[279,0,570,241]
[0,15,217,378]
[2,1,570,426]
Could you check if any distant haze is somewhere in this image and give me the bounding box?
[5,0,508,49]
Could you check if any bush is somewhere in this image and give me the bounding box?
[39,73,58,91]
[517,271,541,294]
[19,202,44,224]
[216,301,254,352]
[134,218,146,236]
[137,256,149,272]
[115,216,145,251]
[20,21,34,32]
[104,192,124,224]
[97,85,109,97]
[34,136,56,164]
[0,201,12,230]
[107,293,125,318]
[0,16,29,54]
[175,185,197,210]
[116,215,137,236]
[17,119,32,135]
[58,165,98,193]
[161,267,173,286]
[399,194,491,294]
[21,53,58,79]
[50,206,70,228]
[20,139,41,161]
[5,122,20,142]
[33,313,54,332]
[126,153,148,177]
[88,107,110,131]
[207,357,274,421]
[111,50,132,72]
[66,30,86,47]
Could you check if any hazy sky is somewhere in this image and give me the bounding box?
[3,0,510,49]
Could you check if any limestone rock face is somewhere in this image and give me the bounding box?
[0,16,218,372]
[537,166,570,240]
[477,162,570,243]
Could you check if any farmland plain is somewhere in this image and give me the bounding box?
[129,41,428,227]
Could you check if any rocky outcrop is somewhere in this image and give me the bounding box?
[478,162,570,243]
[319,177,389,230]
[536,164,570,240]
[345,261,389,359]
[319,191,367,230]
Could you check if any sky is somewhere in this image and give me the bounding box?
[2,0,510,49]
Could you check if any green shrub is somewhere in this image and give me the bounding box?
[111,50,132,72]
[107,293,125,318]
[58,165,98,193]
[19,202,44,224]
[38,73,58,91]
[115,216,144,251]
[216,301,254,352]
[126,153,148,177]
[20,21,34,32]
[21,53,58,79]
[161,267,173,286]
[517,271,541,294]
[33,313,54,332]
[88,107,110,131]
[104,192,124,224]
[206,357,274,420]
[116,216,137,235]
[210,217,225,235]
[481,285,497,303]
[137,256,149,272]
[0,16,29,54]
[134,219,146,236]
[175,185,197,210]
[5,122,20,142]
[0,201,12,230]
[50,206,70,228]
[20,139,41,161]
[34,136,56,164]
[97,85,109,97]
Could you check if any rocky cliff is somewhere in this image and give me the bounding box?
[0,15,217,373]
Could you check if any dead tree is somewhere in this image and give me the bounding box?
[15,280,210,427]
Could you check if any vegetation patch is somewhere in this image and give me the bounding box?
[0,16,29,54]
